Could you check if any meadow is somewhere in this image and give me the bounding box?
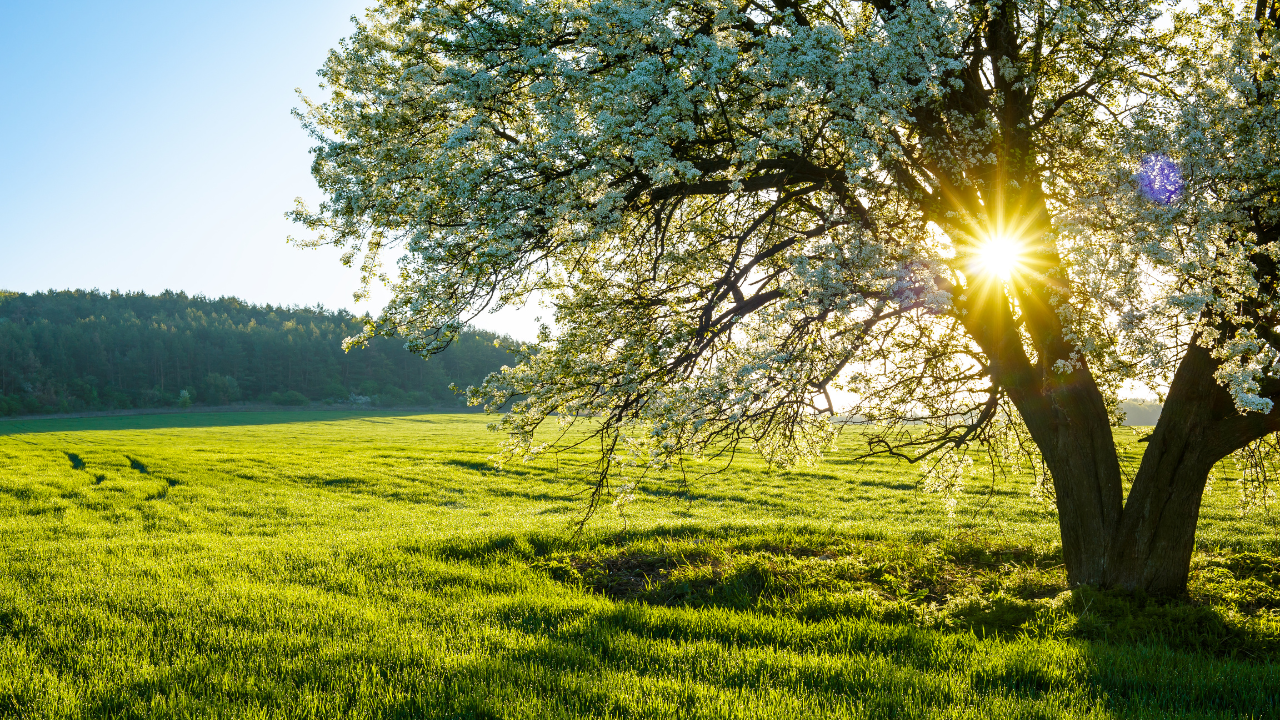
[1,411,1278,719]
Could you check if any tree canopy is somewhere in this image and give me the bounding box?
[294,0,1280,592]
[0,290,512,415]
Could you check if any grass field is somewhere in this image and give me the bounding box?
[1,411,1279,719]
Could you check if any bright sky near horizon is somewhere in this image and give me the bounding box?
[0,0,544,339]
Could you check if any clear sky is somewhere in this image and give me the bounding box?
[0,0,542,339]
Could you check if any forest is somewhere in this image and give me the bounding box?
[0,289,512,416]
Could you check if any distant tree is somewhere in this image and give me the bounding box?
[0,290,513,415]
[271,390,310,406]
[295,0,1280,593]
[201,373,242,405]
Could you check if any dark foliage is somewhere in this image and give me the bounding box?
[0,289,513,416]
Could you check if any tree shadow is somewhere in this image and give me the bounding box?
[25,532,1280,720]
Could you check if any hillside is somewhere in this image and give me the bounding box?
[1,413,1276,717]
[0,290,513,415]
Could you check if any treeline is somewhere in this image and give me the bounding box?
[0,290,513,416]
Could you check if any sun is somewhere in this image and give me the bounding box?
[972,234,1026,281]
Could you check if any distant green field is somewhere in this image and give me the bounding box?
[1,412,1278,718]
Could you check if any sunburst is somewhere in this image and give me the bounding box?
[972,233,1027,281]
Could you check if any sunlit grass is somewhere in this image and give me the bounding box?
[0,412,1277,718]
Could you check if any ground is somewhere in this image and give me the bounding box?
[0,411,1277,718]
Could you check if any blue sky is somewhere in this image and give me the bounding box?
[0,0,541,338]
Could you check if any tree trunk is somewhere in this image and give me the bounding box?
[1026,342,1280,595]
[1001,340,1273,594]
[1010,372,1124,588]
[931,0,1280,594]
[1105,346,1212,591]
[1106,343,1266,593]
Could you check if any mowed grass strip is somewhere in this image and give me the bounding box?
[0,413,1278,718]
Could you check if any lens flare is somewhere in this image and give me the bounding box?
[1137,154,1183,205]
[973,234,1024,280]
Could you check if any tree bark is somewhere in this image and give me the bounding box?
[1001,338,1280,595]
[968,250,1270,593]
[1029,377,1124,588]
[1105,343,1280,593]
[1105,343,1225,592]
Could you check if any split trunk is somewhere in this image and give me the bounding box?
[1016,343,1279,594]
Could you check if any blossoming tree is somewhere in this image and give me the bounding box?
[293,0,1280,593]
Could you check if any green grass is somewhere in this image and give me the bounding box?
[1,412,1278,718]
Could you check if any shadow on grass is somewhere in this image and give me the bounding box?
[857,478,917,491]
[57,566,1280,720]
[14,527,1279,719]
[60,600,1280,720]
[418,525,1280,663]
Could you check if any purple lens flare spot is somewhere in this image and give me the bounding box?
[1137,154,1183,205]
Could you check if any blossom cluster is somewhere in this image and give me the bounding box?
[291,0,1280,494]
